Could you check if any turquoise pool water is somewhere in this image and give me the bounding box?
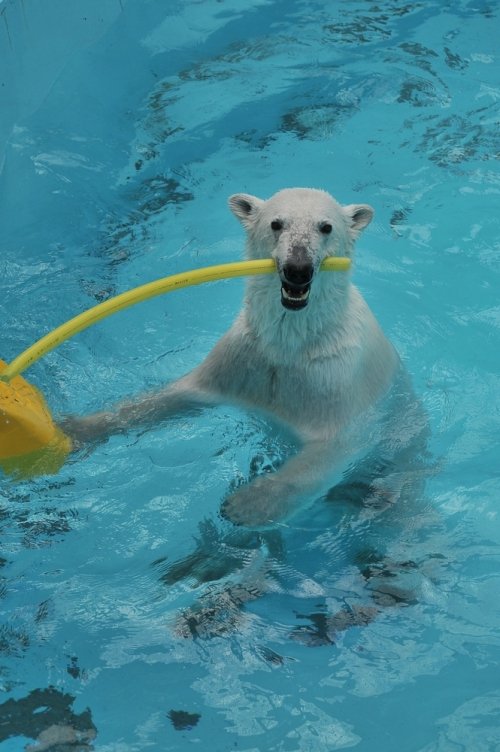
[1,0,500,749]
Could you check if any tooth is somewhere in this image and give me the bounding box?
[283,288,309,301]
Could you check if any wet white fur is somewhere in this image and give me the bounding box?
[66,188,403,527]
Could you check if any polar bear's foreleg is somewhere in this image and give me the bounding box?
[220,437,345,528]
[60,374,215,445]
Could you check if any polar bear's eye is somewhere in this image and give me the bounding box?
[320,222,333,234]
[271,220,283,231]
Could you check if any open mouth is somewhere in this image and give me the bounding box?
[279,256,315,311]
[280,283,311,310]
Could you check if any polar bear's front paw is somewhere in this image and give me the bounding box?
[59,412,117,446]
[220,476,296,528]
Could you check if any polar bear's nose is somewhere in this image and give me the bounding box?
[281,260,314,288]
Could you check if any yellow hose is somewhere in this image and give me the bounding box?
[0,256,350,477]
[1,256,350,383]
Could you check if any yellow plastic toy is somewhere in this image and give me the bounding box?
[0,256,351,478]
[0,360,72,478]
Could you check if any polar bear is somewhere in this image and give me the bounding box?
[65,188,424,528]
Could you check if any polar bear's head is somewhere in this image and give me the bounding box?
[229,188,373,311]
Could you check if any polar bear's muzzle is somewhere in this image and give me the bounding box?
[279,258,314,311]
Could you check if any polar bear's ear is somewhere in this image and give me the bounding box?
[228,193,264,228]
[343,204,374,238]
